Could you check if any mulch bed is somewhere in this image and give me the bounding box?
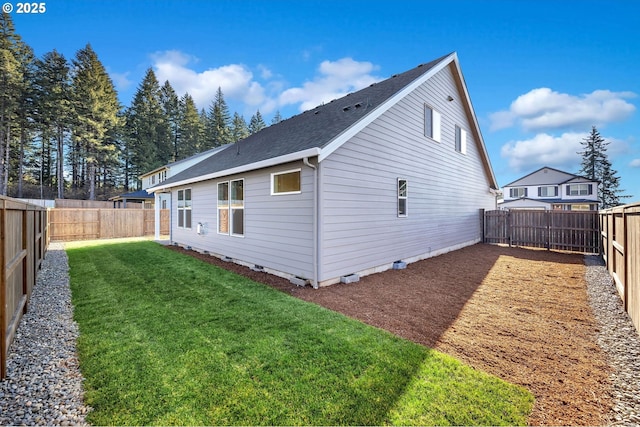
[167,243,612,426]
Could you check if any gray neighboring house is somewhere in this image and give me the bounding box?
[149,52,499,287]
[499,166,599,211]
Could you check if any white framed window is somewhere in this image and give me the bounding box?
[217,182,229,234]
[217,179,244,237]
[151,175,156,185]
[567,183,592,196]
[424,105,441,142]
[509,187,527,198]
[455,125,467,154]
[177,188,192,229]
[538,186,558,197]
[398,179,408,217]
[271,169,301,195]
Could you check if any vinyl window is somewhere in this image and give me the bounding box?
[398,179,408,217]
[455,125,467,154]
[177,189,192,229]
[217,179,244,236]
[271,169,301,195]
[424,105,441,142]
[538,186,558,197]
[509,187,527,198]
[567,184,592,196]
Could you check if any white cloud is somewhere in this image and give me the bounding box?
[631,159,640,168]
[500,132,587,172]
[279,57,382,111]
[151,50,267,110]
[490,88,636,132]
[108,70,133,92]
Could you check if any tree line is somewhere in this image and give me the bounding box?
[0,12,279,200]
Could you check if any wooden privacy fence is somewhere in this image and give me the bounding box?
[1,196,48,378]
[600,202,640,335]
[484,209,600,253]
[49,208,170,241]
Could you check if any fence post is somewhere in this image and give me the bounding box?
[480,209,485,243]
[0,203,6,379]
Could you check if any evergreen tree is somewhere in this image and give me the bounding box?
[159,80,180,161]
[34,50,71,199]
[577,126,629,208]
[205,87,232,147]
[271,110,283,125]
[70,44,122,199]
[248,109,266,134]
[124,68,171,188]
[230,112,249,143]
[178,93,203,158]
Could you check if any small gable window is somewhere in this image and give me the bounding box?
[455,125,467,154]
[177,189,192,229]
[424,105,441,142]
[272,169,301,195]
[398,179,408,217]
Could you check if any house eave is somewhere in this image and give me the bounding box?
[148,147,322,192]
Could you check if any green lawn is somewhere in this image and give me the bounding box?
[66,240,533,426]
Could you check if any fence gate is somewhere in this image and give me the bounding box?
[484,209,600,253]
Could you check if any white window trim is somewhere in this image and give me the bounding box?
[424,104,441,143]
[177,188,192,229]
[217,179,245,237]
[398,178,408,218]
[455,125,467,154]
[271,168,302,195]
[217,181,229,235]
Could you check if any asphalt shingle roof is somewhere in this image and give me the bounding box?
[156,53,452,188]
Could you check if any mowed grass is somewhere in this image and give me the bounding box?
[66,240,533,426]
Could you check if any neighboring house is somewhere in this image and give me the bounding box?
[149,52,499,287]
[499,166,599,211]
[109,189,154,209]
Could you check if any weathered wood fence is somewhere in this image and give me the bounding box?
[49,208,170,241]
[484,209,600,253]
[1,196,48,378]
[600,202,640,335]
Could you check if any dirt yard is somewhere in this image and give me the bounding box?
[168,243,613,426]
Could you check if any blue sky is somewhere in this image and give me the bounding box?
[10,0,640,199]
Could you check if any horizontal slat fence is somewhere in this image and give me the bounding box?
[600,202,640,335]
[1,196,48,378]
[49,208,169,241]
[484,209,600,253]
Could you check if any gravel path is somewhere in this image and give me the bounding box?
[0,245,638,425]
[0,242,90,426]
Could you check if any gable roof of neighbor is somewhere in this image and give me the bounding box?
[504,166,596,187]
[150,52,498,192]
[139,144,231,179]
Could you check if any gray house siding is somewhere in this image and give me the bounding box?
[318,64,495,284]
[170,160,316,280]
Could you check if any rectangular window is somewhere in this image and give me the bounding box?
[230,179,244,236]
[272,169,301,195]
[217,182,229,234]
[567,184,593,196]
[151,175,156,185]
[424,105,441,142]
[455,125,467,154]
[177,189,191,229]
[509,187,527,198]
[538,186,558,197]
[398,179,407,217]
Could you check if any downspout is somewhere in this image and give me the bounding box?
[303,157,319,289]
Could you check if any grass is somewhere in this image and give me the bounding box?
[66,240,533,426]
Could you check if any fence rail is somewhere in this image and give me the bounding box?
[484,209,600,254]
[48,208,169,241]
[600,202,640,335]
[1,196,48,378]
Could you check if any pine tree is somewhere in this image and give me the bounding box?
[178,93,203,158]
[159,80,180,161]
[230,112,249,143]
[271,110,283,125]
[577,126,629,208]
[205,87,232,147]
[248,109,266,134]
[70,44,122,199]
[34,50,71,199]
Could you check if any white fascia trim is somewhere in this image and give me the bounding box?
[147,147,321,193]
[318,53,456,162]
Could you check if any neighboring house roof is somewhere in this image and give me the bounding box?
[504,166,595,187]
[109,189,154,202]
[150,52,498,192]
[500,197,599,206]
[139,144,231,179]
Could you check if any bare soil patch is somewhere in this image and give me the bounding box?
[168,243,612,425]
